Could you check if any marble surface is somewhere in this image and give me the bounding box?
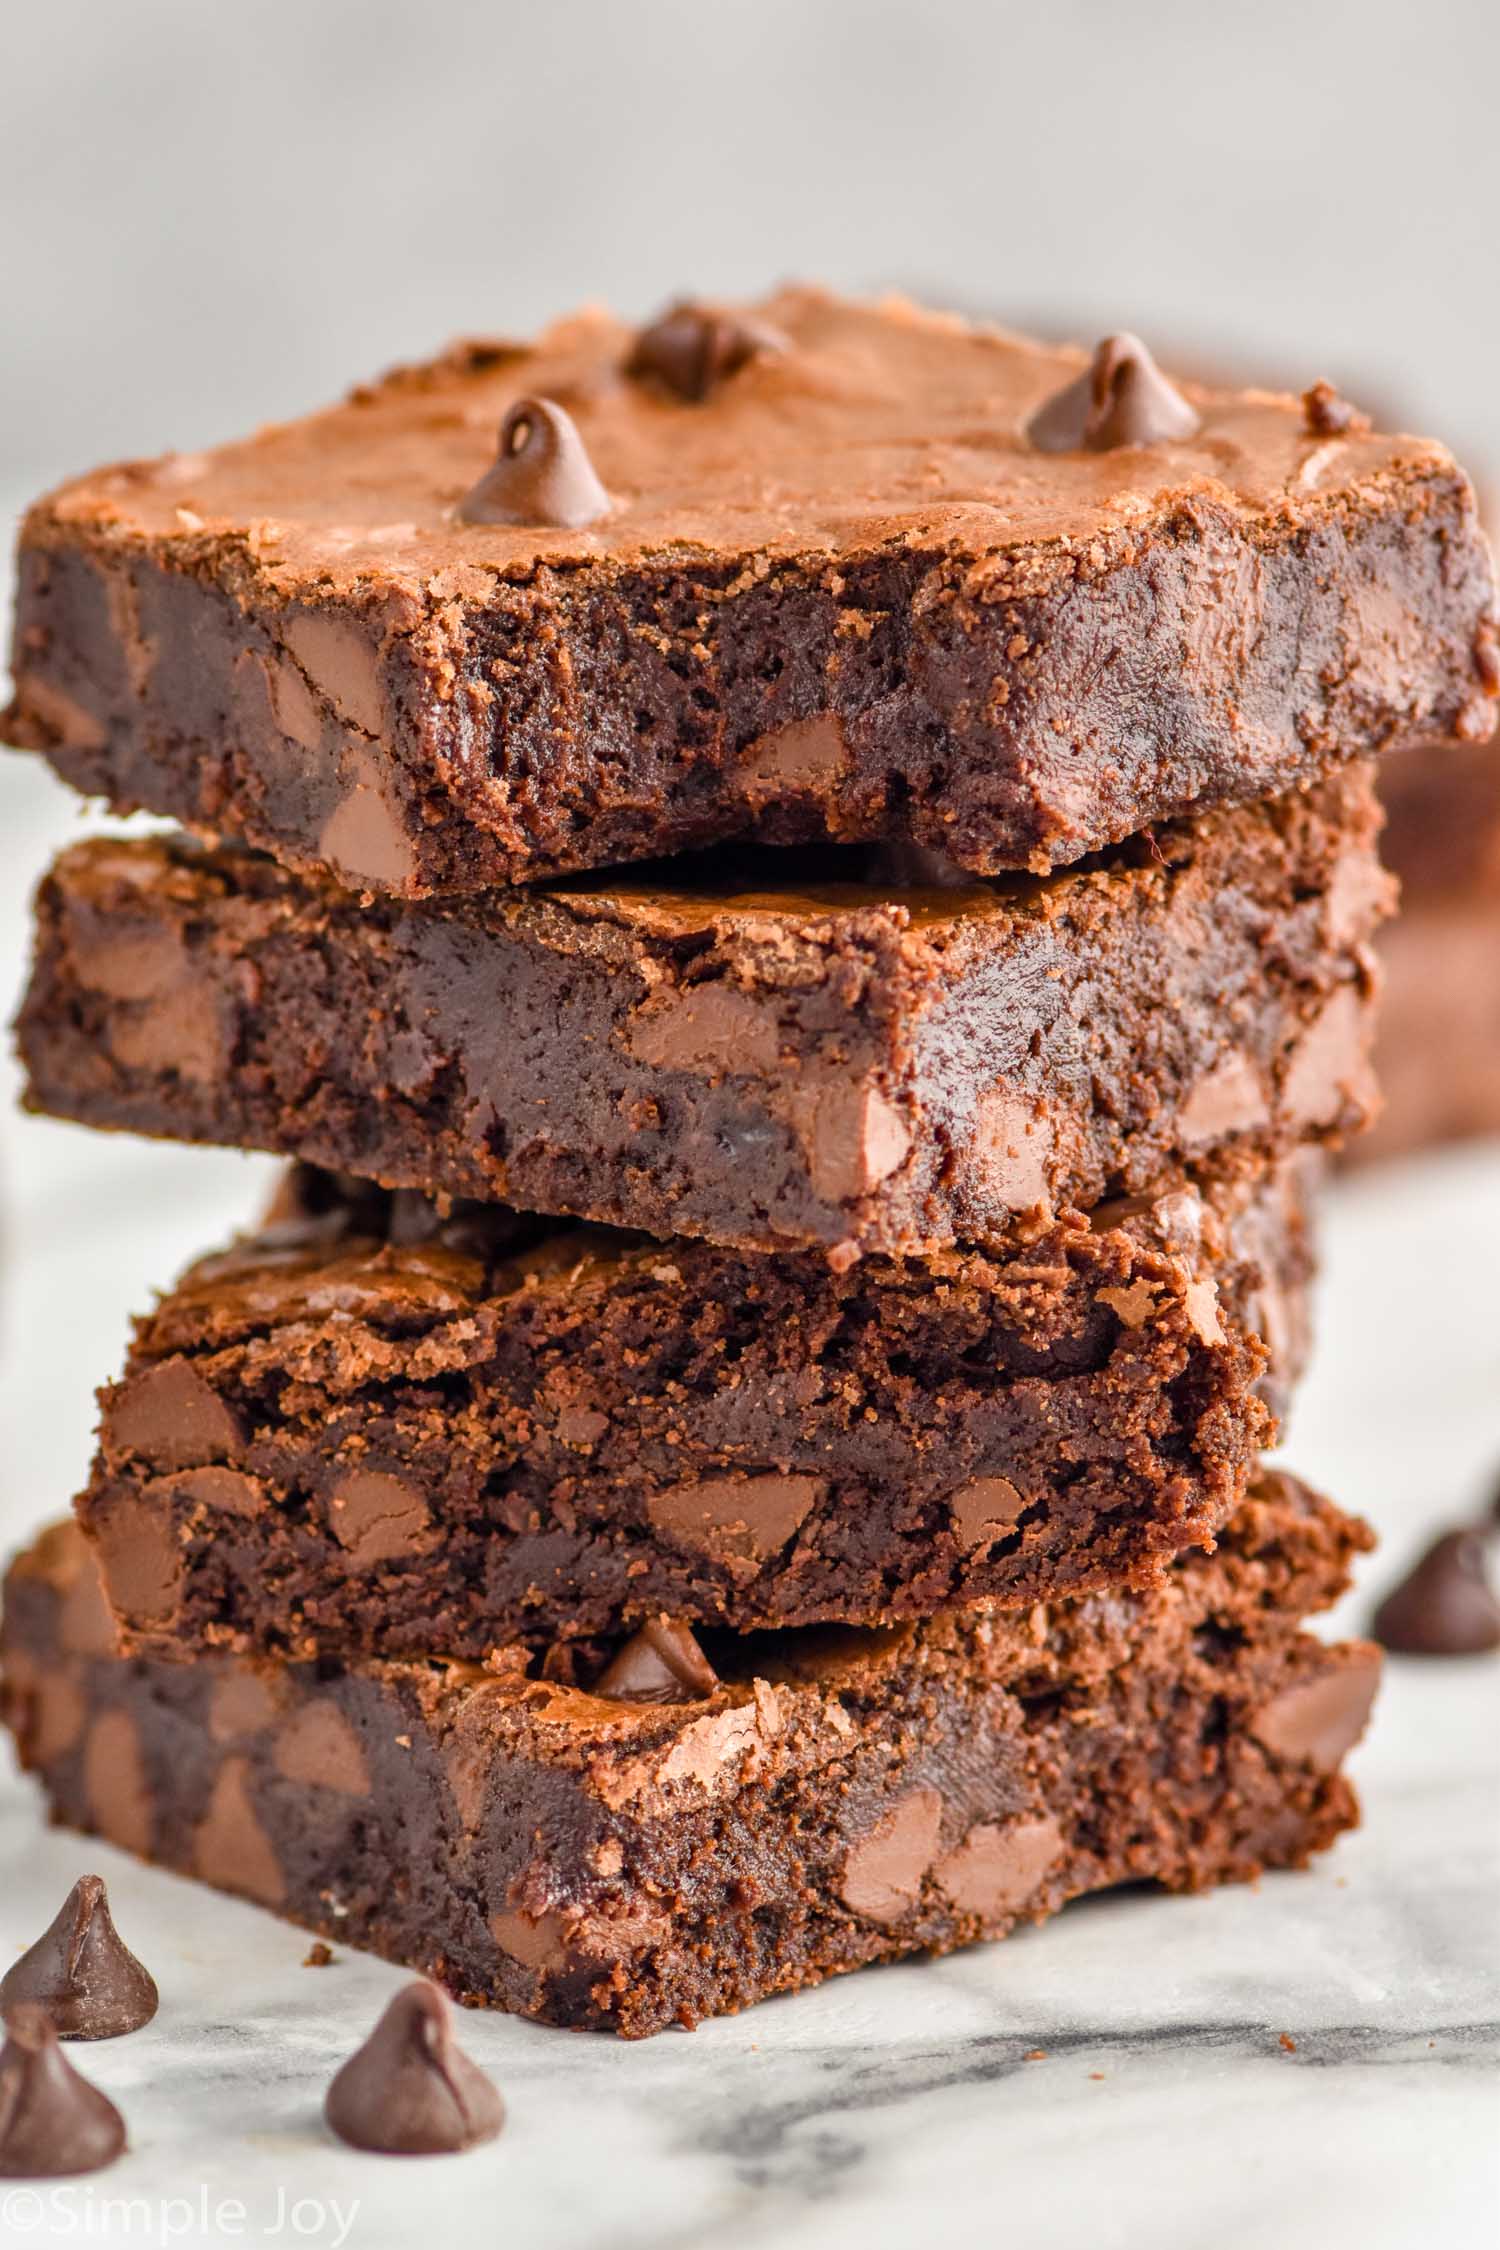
[0,559,1496,2244]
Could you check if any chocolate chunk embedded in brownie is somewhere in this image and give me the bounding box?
[1,1486,1379,2036]
[18,771,1390,1257]
[4,289,1492,894]
[71,1163,1301,1662]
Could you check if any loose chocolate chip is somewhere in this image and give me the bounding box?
[455,397,610,529]
[0,1877,158,2041]
[594,1616,720,1703]
[1302,380,1371,438]
[324,1981,504,2156]
[626,300,786,401]
[1372,1529,1500,1656]
[1027,334,1200,453]
[0,2005,127,2177]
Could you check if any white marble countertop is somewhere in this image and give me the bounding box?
[0,712,1496,2248]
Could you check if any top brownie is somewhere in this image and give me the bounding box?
[5,289,1495,896]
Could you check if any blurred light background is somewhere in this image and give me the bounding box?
[4,0,1499,495]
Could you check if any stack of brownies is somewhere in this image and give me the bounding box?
[2,291,1494,2035]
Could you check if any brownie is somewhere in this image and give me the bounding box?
[1351,894,1500,1163]
[1,1486,1380,2036]
[17,771,1391,1257]
[4,289,1492,895]
[72,1162,1299,1662]
[1347,735,1500,1164]
[1377,734,1500,900]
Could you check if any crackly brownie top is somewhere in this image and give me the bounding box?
[33,286,1471,591]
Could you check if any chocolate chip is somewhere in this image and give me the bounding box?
[326,1469,435,1568]
[303,1943,336,1969]
[645,1473,821,1569]
[594,1616,719,1703]
[932,1811,1063,1917]
[90,1495,184,1626]
[193,1758,285,1906]
[948,1476,1026,1550]
[324,1981,504,2156]
[0,2005,127,2177]
[455,398,610,529]
[0,1878,158,2041]
[626,301,786,402]
[81,1711,152,1858]
[1028,334,1200,453]
[1251,1651,1381,1770]
[1372,1529,1500,1656]
[274,1700,371,1796]
[1302,380,1371,438]
[105,1358,243,1473]
[838,1788,943,1923]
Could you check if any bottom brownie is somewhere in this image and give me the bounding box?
[1,1479,1379,2038]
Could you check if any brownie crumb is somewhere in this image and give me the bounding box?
[1301,379,1372,437]
[303,1942,336,1969]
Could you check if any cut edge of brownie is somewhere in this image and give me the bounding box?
[5,289,1493,893]
[70,1158,1299,1659]
[1,1480,1379,2035]
[17,768,1392,1256]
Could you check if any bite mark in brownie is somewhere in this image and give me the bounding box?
[69,1164,1304,1662]
[2,1486,1379,2036]
[4,288,1492,894]
[17,772,1391,1256]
